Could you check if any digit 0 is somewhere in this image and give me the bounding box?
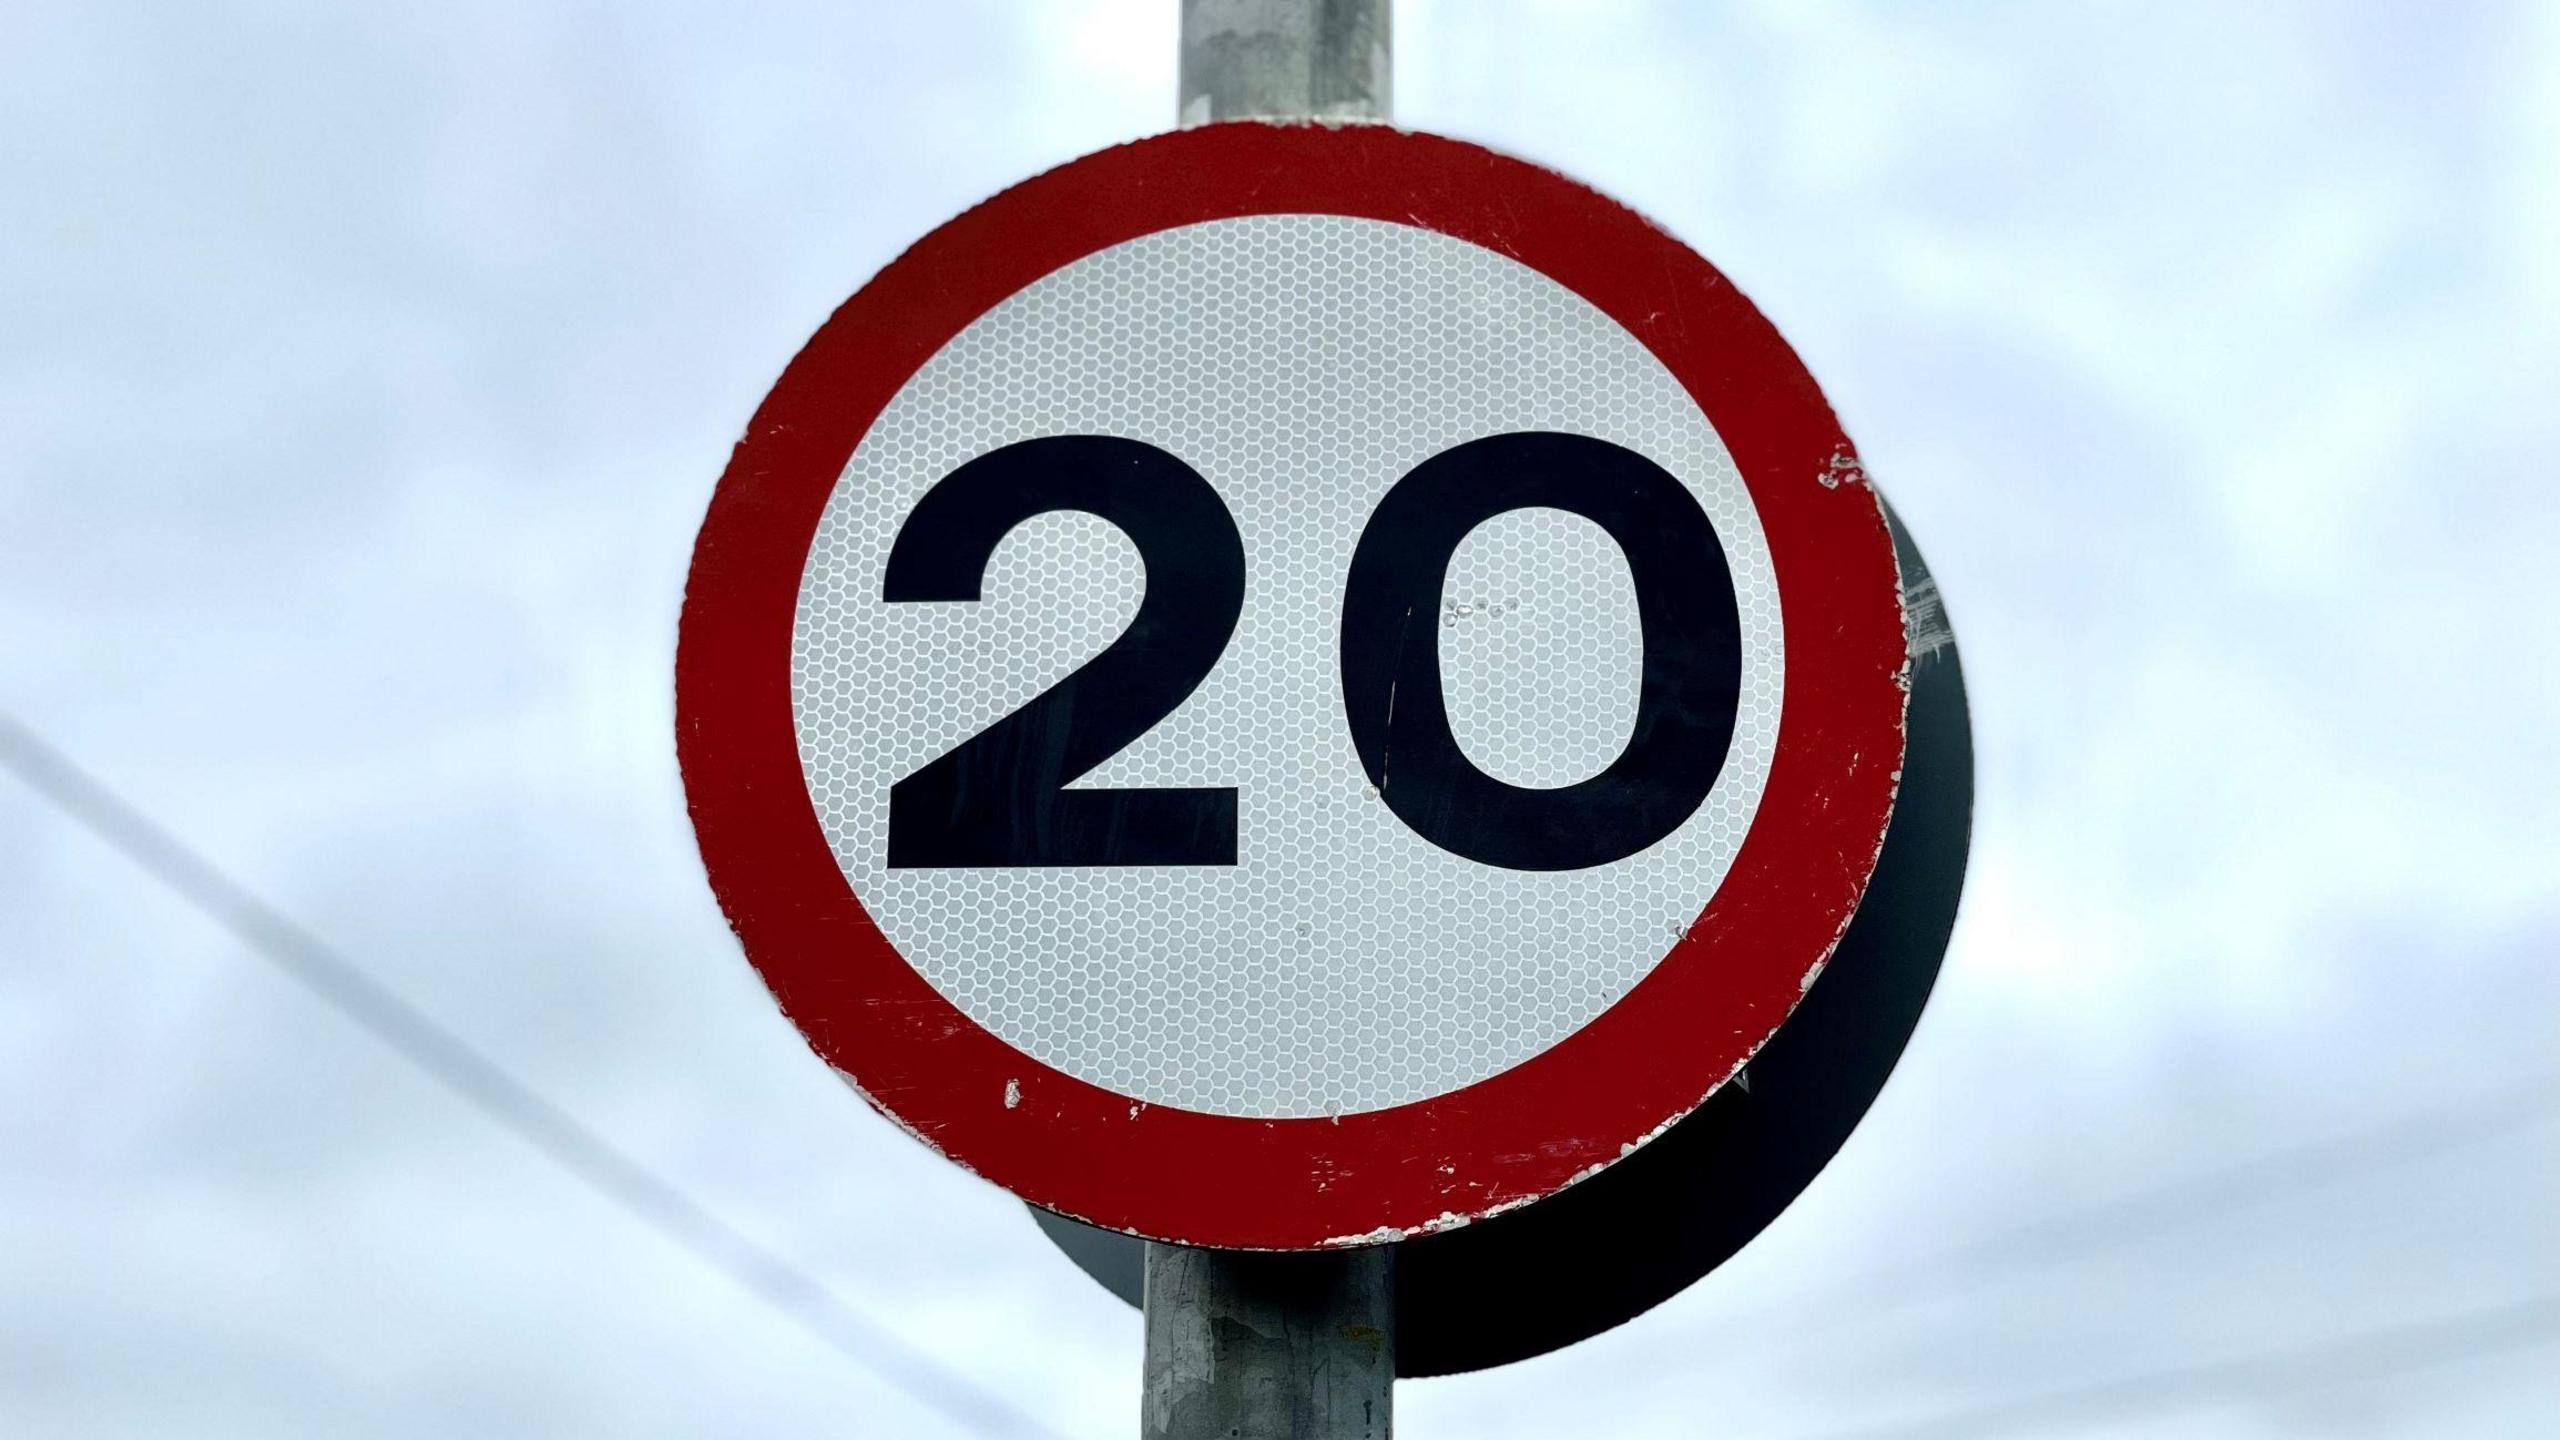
[1338,432,1742,871]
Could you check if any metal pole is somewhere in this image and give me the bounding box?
[1143,1244,1394,1440]
[1142,7,1397,1437]
[1178,0,1392,125]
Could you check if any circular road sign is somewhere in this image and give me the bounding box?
[677,122,1909,1250]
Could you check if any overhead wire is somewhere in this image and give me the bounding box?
[22,702,2557,1440]
[1794,1290,2560,1440]
[0,712,1073,1440]
[1733,1065,2560,1340]
[1706,966,2560,1429]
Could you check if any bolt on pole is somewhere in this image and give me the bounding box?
[1143,5,1396,1438]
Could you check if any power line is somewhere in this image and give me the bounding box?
[0,713,1072,1440]
[1796,1291,2560,1440]
[1739,1063,2560,1338]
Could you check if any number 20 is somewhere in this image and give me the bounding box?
[881,432,1741,874]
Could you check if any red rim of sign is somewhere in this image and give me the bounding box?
[676,121,1908,1250]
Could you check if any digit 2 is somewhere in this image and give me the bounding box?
[881,435,1245,867]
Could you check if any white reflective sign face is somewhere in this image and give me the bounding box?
[789,214,1782,1117]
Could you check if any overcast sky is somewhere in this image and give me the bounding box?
[5,2,2557,1436]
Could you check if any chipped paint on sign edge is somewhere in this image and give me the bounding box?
[686,121,1914,1249]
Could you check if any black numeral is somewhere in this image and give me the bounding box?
[1338,432,1742,871]
[883,436,1245,867]
[882,431,1740,873]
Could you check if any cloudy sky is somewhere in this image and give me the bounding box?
[5,1,2556,1436]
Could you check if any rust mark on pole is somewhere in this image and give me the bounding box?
[1143,1243,1395,1440]
[1179,0,1391,125]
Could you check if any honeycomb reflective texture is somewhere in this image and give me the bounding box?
[792,215,1783,1117]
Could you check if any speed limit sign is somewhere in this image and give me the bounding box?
[677,122,1909,1249]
